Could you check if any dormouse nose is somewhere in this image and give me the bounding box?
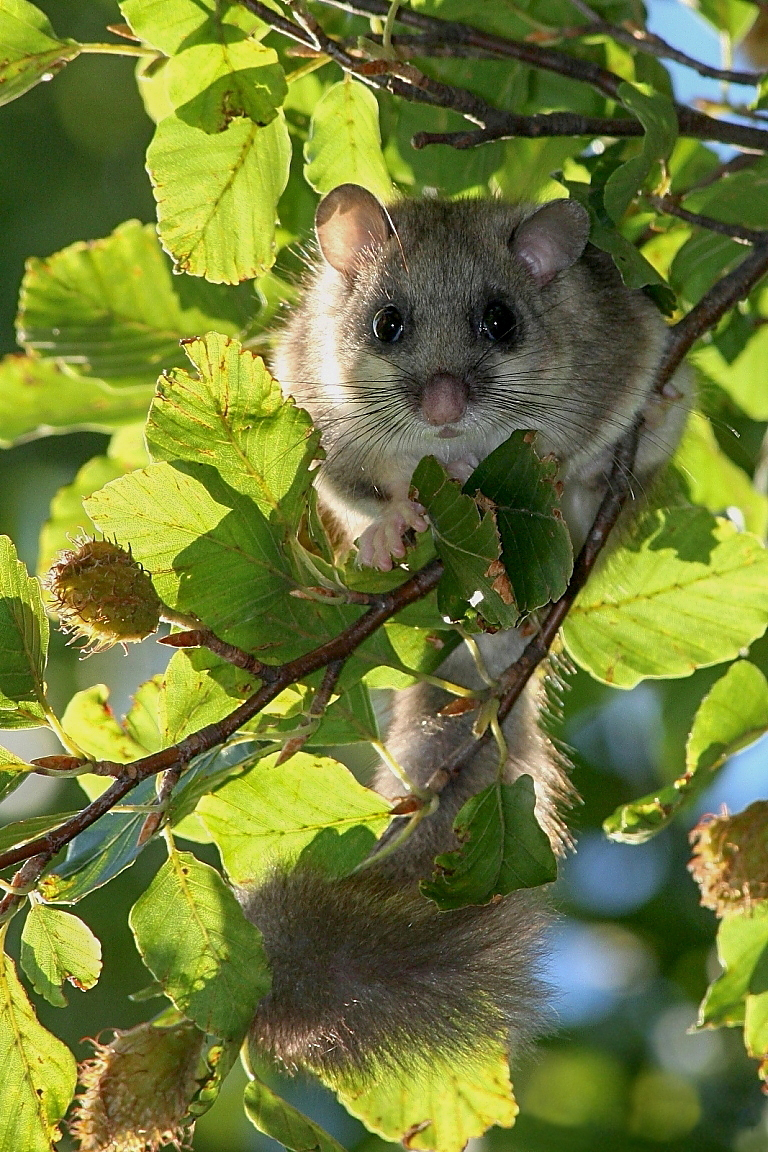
[420,373,467,426]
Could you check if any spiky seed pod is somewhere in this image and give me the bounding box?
[45,538,162,654]
[688,801,768,916]
[68,1019,205,1152]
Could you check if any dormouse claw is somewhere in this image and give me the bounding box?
[356,500,429,570]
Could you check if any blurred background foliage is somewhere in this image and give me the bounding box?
[3,0,768,1150]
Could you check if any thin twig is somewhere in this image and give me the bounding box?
[562,0,765,85]
[648,196,768,244]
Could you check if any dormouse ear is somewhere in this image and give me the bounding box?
[510,199,590,286]
[315,183,394,277]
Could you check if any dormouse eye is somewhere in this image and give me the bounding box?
[481,300,517,342]
[372,305,404,343]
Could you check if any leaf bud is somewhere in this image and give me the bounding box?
[45,539,162,654]
[688,800,768,915]
[69,1018,205,1151]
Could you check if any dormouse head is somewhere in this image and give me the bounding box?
[306,183,661,477]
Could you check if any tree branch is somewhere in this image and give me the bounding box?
[243,0,768,151]
[315,0,768,150]
[648,196,768,244]
[0,560,444,878]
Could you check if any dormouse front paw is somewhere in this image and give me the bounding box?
[445,456,480,484]
[356,500,428,571]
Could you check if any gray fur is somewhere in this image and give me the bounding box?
[242,189,692,1083]
[272,191,691,545]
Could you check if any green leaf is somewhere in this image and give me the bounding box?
[304,77,393,202]
[696,0,757,41]
[563,174,677,313]
[332,1042,518,1152]
[0,0,79,108]
[169,741,264,831]
[37,456,126,581]
[0,354,154,447]
[603,83,678,222]
[62,683,148,765]
[129,849,270,1039]
[161,650,256,744]
[147,112,291,283]
[0,535,48,711]
[0,944,77,1152]
[0,744,33,773]
[243,1074,347,1152]
[40,777,159,904]
[670,231,742,307]
[413,455,518,628]
[673,411,768,537]
[700,905,768,1027]
[464,431,573,613]
[0,811,78,855]
[120,0,268,56]
[146,332,320,530]
[745,990,768,1059]
[167,37,286,134]
[307,681,380,746]
[690,327,768,421]
[605,660,768,843]
[563,507,768,688]
[198,751,391,885]
[687,660,768,774]
[20,905,102,1008]
[421,775,557,910]
[17,220,244,385]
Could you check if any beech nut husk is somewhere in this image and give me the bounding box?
[45,538,162,654]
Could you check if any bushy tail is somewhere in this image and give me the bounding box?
[240,866,550,1082]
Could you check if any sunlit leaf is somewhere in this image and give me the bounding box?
[167,37,286,134]
[146,332,320,530]
[161,650,256,744]
[0,944,77,1152]
[20,905,101,1008]
[700,904,768,1027]
[0,535,48,712]
[0,354,154,447]
[691,327,768,420]
[17,220,246,384]
[606,660,768,843]
[129,848,270,1039]
[332,1041,518,1152]
[147,112,291,283]
[563,507,768,688]
[304,77,393,202]
[120,0,268,56]
[673,411,768,536]
[198,751,391,885]
[0,0,79,108]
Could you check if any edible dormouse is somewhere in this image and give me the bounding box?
[272,182,691,569]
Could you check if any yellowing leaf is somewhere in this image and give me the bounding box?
[147,112,291,283]
[333,1043,518,1152]
[0,943,77,1152]
[304,77,393,202]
